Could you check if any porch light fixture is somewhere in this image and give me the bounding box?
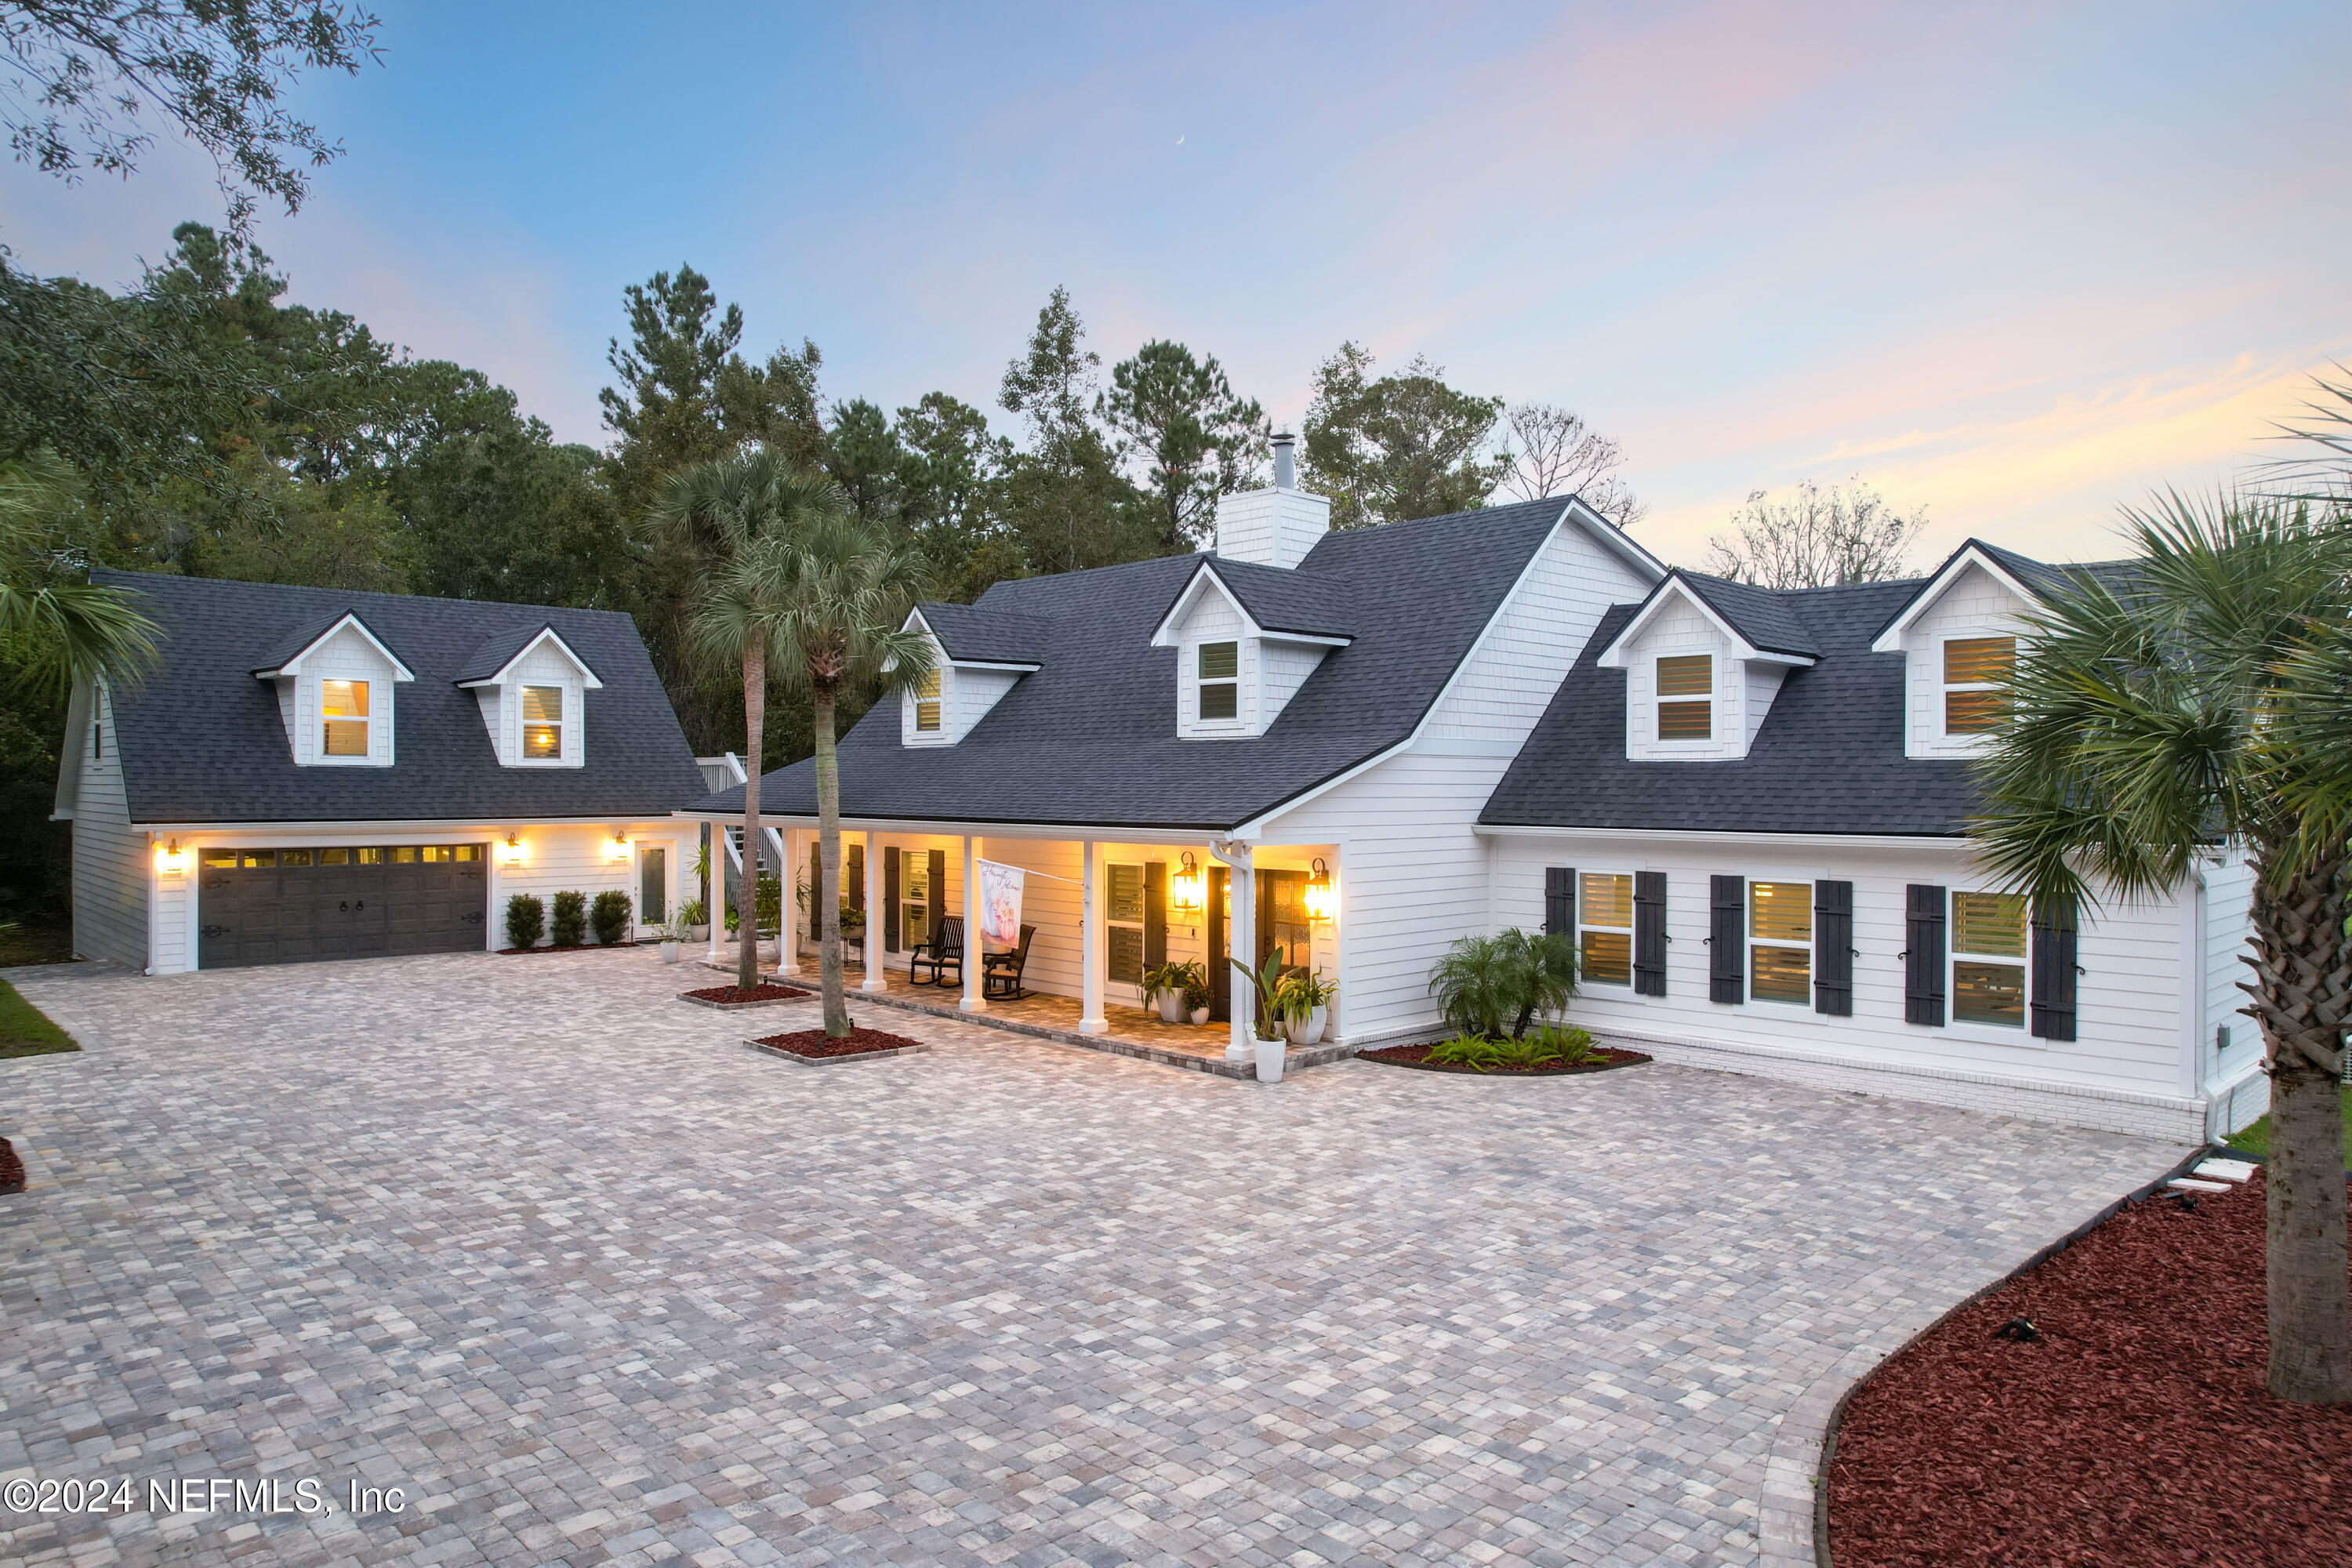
[1169,851,1205,919]
[1303,858,1337,923]
[605,831,630,862]
[499,832,525,866]
[154,838,188,875]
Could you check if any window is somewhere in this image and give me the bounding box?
[1951,891,2027,1027]
[1579,872,1632,986]
[318,848,350,866]
[1943,636,2015,735]
[92,719,101,760]
[240,850,275,869]
[357,847,384,865]
[522,684,563,758]
[421,845,452,862]
[390,845,419,864]
[902,855,929,945]
[321,679,369,756]
[1748,881,1811,1004]
[1198,641,1239,721]
[201,848,237,869]
[453,844,481,862]
[281,848,314,867]
[913,666,942,732]
[1107,862,1145,984]
[1655,654,1712,741]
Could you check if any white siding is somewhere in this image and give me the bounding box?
[1899,563,2033,760]
[495,644,587,768]
[1261,641,1328,722]
[900,633,1026,747]
[70,681,149,970]
[490,822,682,942]
[2201,854,2261,1128]
[292,625,400,767]
[1173,590,1258,739]
[1617,597,1751,761]
[1487,835,2204,1136]
[1213,485,1330,570]
[1743,663,1786,746]
[1426,521,1652,744]
[473,686,502,758]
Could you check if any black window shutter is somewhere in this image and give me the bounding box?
[927,848,947,944]
[1905,884,1946,1026]
[884,847,901,953]
[1145,862,1167,969]
[1813,880,1853,1016]
[847,843,865,913]
[1544,867,1575,938]
[1709,875,1744,1004]
[2031,896,2078,1041]
[808,843,822,932]
[1633,871,1667,996]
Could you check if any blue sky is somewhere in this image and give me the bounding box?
[5,1,2348,568]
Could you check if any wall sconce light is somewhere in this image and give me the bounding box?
[1169,851,1204,920]
[154,837,188,875]
[605,831,630,862]
[499,832,525,866]
[1303,857,1337,923]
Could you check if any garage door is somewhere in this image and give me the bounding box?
[198,844,488,969]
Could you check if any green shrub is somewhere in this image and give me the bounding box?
[550,890,587,947]
[1427,928,1578,1038]
[505,894,545,950]
[1425,1024,1599,1073]
[590,890,632,945]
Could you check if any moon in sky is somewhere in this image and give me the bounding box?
[1175,134,1185,145]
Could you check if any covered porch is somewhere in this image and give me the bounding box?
[691,817,1351,1077]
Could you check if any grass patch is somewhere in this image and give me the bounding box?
[0,978,78,1059]
[2224,1082,2352,1164]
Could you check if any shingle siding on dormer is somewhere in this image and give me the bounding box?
[289,623,399,767]
[499,641,587,768]
[1896,562,2033,760]
[1171,588,1254,736]
[1621,598,1745,760]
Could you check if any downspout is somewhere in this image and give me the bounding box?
[1209,837,1254,1063]
[2190,862,2212,1139]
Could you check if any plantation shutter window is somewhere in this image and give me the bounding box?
[1198,641,1240,721]
[1107,862,1145,985]
[1813,880,1854,1016]
[1951,891,2029,1029]
[884,848,901,952]
[1748,881,1812,1005]
[1708,875,1744,1004]
[1904,884,1947,1026]
[1656,654,1713,741]
[1543,867,1574,938]
[1941,636,2014,736]
[1578,873,1634,986]
[2030,897,2079,1042]
[322,679,370,757]
[1632,871,1668,997]
[913,666,942,732]
[521,684,561,758]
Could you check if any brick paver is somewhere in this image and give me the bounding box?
[0,949,2189,1566]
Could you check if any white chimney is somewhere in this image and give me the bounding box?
[1213,430,1329,569]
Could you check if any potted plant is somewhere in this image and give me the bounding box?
[677,898,709,942]
[1276,967,1337,1045]
[1142,960,1205,1024]
[1183,975,1213,1026]
[1229,953,1291,1084]
[659,913,692,964]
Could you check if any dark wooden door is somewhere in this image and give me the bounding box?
[1207,866,1229,1022]
[199,845,485,969]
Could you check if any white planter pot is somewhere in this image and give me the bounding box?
[659,941,681,964]
[1255,1035,1287,1084]
[690,924,710,942]
[1189,1007,1210,1026]
[1309,1004,1327,1042]
[1156,989,1185,1024]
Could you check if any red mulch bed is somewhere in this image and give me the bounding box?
[750,1025,925,1059]
[1828,1168,2352,1568]
[1356,1042,1650,1075]
[681,983,811,1004]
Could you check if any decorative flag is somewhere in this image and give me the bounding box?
[975,858,1025,946]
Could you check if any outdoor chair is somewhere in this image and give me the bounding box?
[909,916,963,988]
[982,924,1037,1001]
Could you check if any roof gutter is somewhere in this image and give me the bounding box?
[1472,823,1969,852]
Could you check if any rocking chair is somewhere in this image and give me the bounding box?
[982,924,1037,1000]
[909,916,964,988]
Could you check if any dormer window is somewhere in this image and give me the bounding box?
[1199,641,1240,721]
[1941,637,2014,736]
[522,685,564,758]
[321,680,370,757]
[1655,655,1712,741]
[914,667,942,732]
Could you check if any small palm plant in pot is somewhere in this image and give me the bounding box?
[1275,967,1337,1044]
[1230,952,1293,1083]
[1143,960,1207,1024]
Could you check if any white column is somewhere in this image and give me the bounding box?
[775,827,800,976]
[862,830,885,991]
[1226,843,1255,1062]
[704,825,720,967]
[960,833,987,1011]
[1079,839,1106,1033]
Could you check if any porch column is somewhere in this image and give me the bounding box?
[862,829,885,991]
[775,827,800,977]
[960,833,987,1012]
[1222,840,1256,1062]
[704,824,721,968]
[1079,839,1107,1033]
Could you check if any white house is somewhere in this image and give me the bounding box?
[56,572,708,972]
[688,440,2262,1142]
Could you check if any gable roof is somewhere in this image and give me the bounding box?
[1870,538,2142,650]
[249,609,417,681]
[1599,569,1820,667]
[697,496,1597,833]
[910,601,1054,669]
[93,570,704,826]
[1191,555,1358,641]
[452,623,605,688]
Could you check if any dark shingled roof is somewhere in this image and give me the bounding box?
[249,608,389,675]
[700,497,1581,832]
[1672,571,1822,659]
[94,570,706,826]
[451,622,604,687]
[1483,579,1979,836]
[1189,556,1356,640]
[913,601,1053,667]
[1870,538,2143,644]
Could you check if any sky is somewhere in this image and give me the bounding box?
[4,0,2349,569]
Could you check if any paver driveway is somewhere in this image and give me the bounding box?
[2,950,2188,1568]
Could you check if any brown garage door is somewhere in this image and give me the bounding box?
[197,844,488,969]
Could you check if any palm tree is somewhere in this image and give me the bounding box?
[710,514,931,1037]
[1969,492,2352,1404]
[644,452,841,993]
[0,450,161,697]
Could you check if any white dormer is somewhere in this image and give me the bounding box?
[252,612,416,768]
[1869,546,2036,760]
[897,608,1041,746]
[1149,560,1352,741]
[1596,577,1814,762]
[456,626,603,768]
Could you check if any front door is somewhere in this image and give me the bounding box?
[1252,869,1309,1033]
[639,845,667,928]
[1207,866,1229,1022]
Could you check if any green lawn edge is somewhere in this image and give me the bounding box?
[2224,1081,2352,1163]
[0,978,78,1059]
